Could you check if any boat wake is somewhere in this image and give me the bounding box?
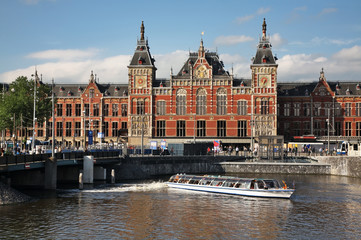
[61,181,168,194]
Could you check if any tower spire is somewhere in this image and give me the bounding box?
[262,18,267,40]
[140,21,145,41]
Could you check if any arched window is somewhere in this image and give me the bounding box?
[261,98,269,115]
[196,88,207,115]
[217,88,227,115]
[176,89,187,115]
[137,99,144,115]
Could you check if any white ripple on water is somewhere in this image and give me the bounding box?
[82,181,168,193]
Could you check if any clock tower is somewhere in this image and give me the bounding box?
[250,18,278,137]
[128,21,157,146]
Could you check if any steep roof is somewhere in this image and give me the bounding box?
[128,21,156,68]
[251,19,277,66]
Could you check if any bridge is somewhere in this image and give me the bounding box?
[0,149,123,189]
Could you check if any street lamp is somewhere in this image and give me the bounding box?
[31,71,38,153]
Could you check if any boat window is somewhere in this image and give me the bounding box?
[257,180,265,189]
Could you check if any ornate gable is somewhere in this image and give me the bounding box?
[311,68,334,97]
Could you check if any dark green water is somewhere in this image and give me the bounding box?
[0,174,360,239]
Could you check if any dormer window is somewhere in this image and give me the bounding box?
[67,91,72,96]
[78,87,83,92]
[262,55,267,63]
[240,81,245,87]
[305,89,309,96]
[336,84,340,90]
[59,86,64,92]
[115,87,119,92]
[138,57,143,64]
[357,84,360,90]
[346,88,351,95]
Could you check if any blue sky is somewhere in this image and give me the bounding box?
[1,0,361,84]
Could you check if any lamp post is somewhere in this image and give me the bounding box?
[31,71,38,153]
[83,110,86,149]
[51,79,55,158]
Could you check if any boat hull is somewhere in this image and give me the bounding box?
[166,182,294,199]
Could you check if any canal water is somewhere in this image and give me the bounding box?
[0,174,360,239]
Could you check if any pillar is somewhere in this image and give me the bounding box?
[44,157,57,189]
[83,155,94,184]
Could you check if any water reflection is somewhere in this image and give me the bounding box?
[0,175,360,239]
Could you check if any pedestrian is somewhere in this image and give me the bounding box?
[236,146,239,156]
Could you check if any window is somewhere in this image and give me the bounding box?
[293,122,301,136]
[46,121,52,137]
[217,88,227,115]
[196,89,207,115]
[103,104,109,116]
[102,122,109,137]
[294,103,300,117]
[156,120,166,137]
[238,120,247,137]
[84,104,89,116]
[93,120,99,136]
[176,89,186,115]
[356,103,361,117]
[56,104,63,116]
[303,122,311,135]
[238,101,247,115]
[157,101,166,115]
[89,89,94,98]
[303,103,311,116]
[93,104,99,116]
[137,100,144,115]
[345,122,352,136]
[121,122,127,129]
[112,122,118,137]
[66,122,72,137]
[335,122,342,136]
[75,122,81,137]
[261,99,268,115]
[335,103,342,116]
[283,103,290,116]
[197,120,206,137]
[314,121,321,136]
[56,122,63,137]
[75,104,81,116]
[66,104,72,116]
[356,122,361,136]
[314,103,321,116]
[217,120,226,137]
[85,120,90,136]
[345,103,352,117]
[112,104,118,116]
[121,104,128,117]
[37,129,43,137]
[177,120,186,137]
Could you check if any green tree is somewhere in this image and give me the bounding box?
[0,76,52,136]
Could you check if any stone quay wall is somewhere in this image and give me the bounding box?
[313,156,361,178]
[116,156,332,180]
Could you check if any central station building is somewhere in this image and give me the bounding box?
[33,20,361,152]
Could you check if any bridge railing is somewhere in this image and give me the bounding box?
[0,149,123,167]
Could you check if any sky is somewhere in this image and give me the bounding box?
[1,0,361,85]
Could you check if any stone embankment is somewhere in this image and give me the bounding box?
[313,156,361,178]
[0,182,32,205]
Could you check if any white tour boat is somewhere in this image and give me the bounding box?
[166,174,295,199]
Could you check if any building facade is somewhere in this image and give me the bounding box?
[7,19,360,150]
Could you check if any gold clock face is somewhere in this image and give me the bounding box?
[258,75,270,87]
[196,65,208,79]
[135,75,147,88]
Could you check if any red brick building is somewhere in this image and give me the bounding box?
[10,19,359,151]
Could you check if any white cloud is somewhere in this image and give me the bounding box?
[214,35,254,46]
[26,48,101,61]
[235,7,271,24]
[270,33,287,49]
[1,46,361,85]
[319,8,337,16]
